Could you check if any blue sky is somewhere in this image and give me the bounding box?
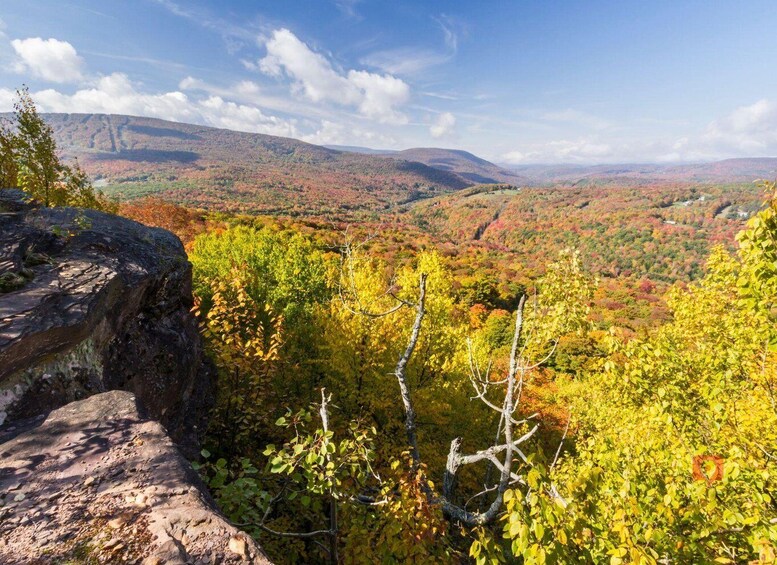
[1,0,776,163]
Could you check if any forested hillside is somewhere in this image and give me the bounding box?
[41,113,469,215]
[175,181,777,564]
[387,148,526,184]
[410,183,763,281]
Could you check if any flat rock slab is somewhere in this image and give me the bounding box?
[0,390,270,564]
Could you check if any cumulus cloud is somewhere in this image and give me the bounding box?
[0,73,299,138]
[430,112,456,138]
[700,99,777,155]
[257,28,409,123]
[11,37,85,83]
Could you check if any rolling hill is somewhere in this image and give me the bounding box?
[42,114,470,215]
[409,182,763,282]
[506,159,777,185]
[328,145,526,184]
[390,148,526,184]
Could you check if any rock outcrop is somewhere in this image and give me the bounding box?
[0,190,269,562]
[0,189,212,456]
[0,390,269,563]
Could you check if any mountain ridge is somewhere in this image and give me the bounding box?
[326,145,526,184]
[504,158,777,184]
[29,112,777,216]
[39,113,471,215]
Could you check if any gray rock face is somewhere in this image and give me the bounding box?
[0,390,270,563]
[0,190,213,456]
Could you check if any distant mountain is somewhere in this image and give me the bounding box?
[323,145,395,155]
[388,148,526,185]
[35,113,775,217]
[327,145,526,184]
[40,114,470,215]
[663,158,777,182]
[408,182,762,282]
[505,159,777,185]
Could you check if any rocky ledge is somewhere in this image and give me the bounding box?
[0,189,212,455]
[0,391,269,563]
[0,190,269,563]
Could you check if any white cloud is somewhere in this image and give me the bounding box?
[347,70,409,123]
[0,73,299,138]
[502,138,614,164]
[434,14,461,52]
[361,47,452,76]
[179,75,337,121]
[499,100,777,164]
[430,112,456,138]
[257,28,409,123]
[199,95,297,137]
[11,37,85,83]
[700,99,777,155]
[301,119,397,148]
[259,29,357,103]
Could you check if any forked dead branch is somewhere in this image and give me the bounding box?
[339,236,570,527]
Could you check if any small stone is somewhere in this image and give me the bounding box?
[83,477,96,487]
[108,516,126,529]
[142,557,162,565]
[104,538,122,550]
[228,536,247,558]
[135,493,147,505]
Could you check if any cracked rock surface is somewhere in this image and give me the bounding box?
[0,189,213,456]
[0,390,270,563]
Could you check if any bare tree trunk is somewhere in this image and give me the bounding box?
[319,389,339,565]
[392,288,537,526]
[393,273,427,466]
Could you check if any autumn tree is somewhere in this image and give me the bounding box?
[0,120,18,188]
[1,87,114,211]
[13,87,62,206]
[475,184,777,564]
